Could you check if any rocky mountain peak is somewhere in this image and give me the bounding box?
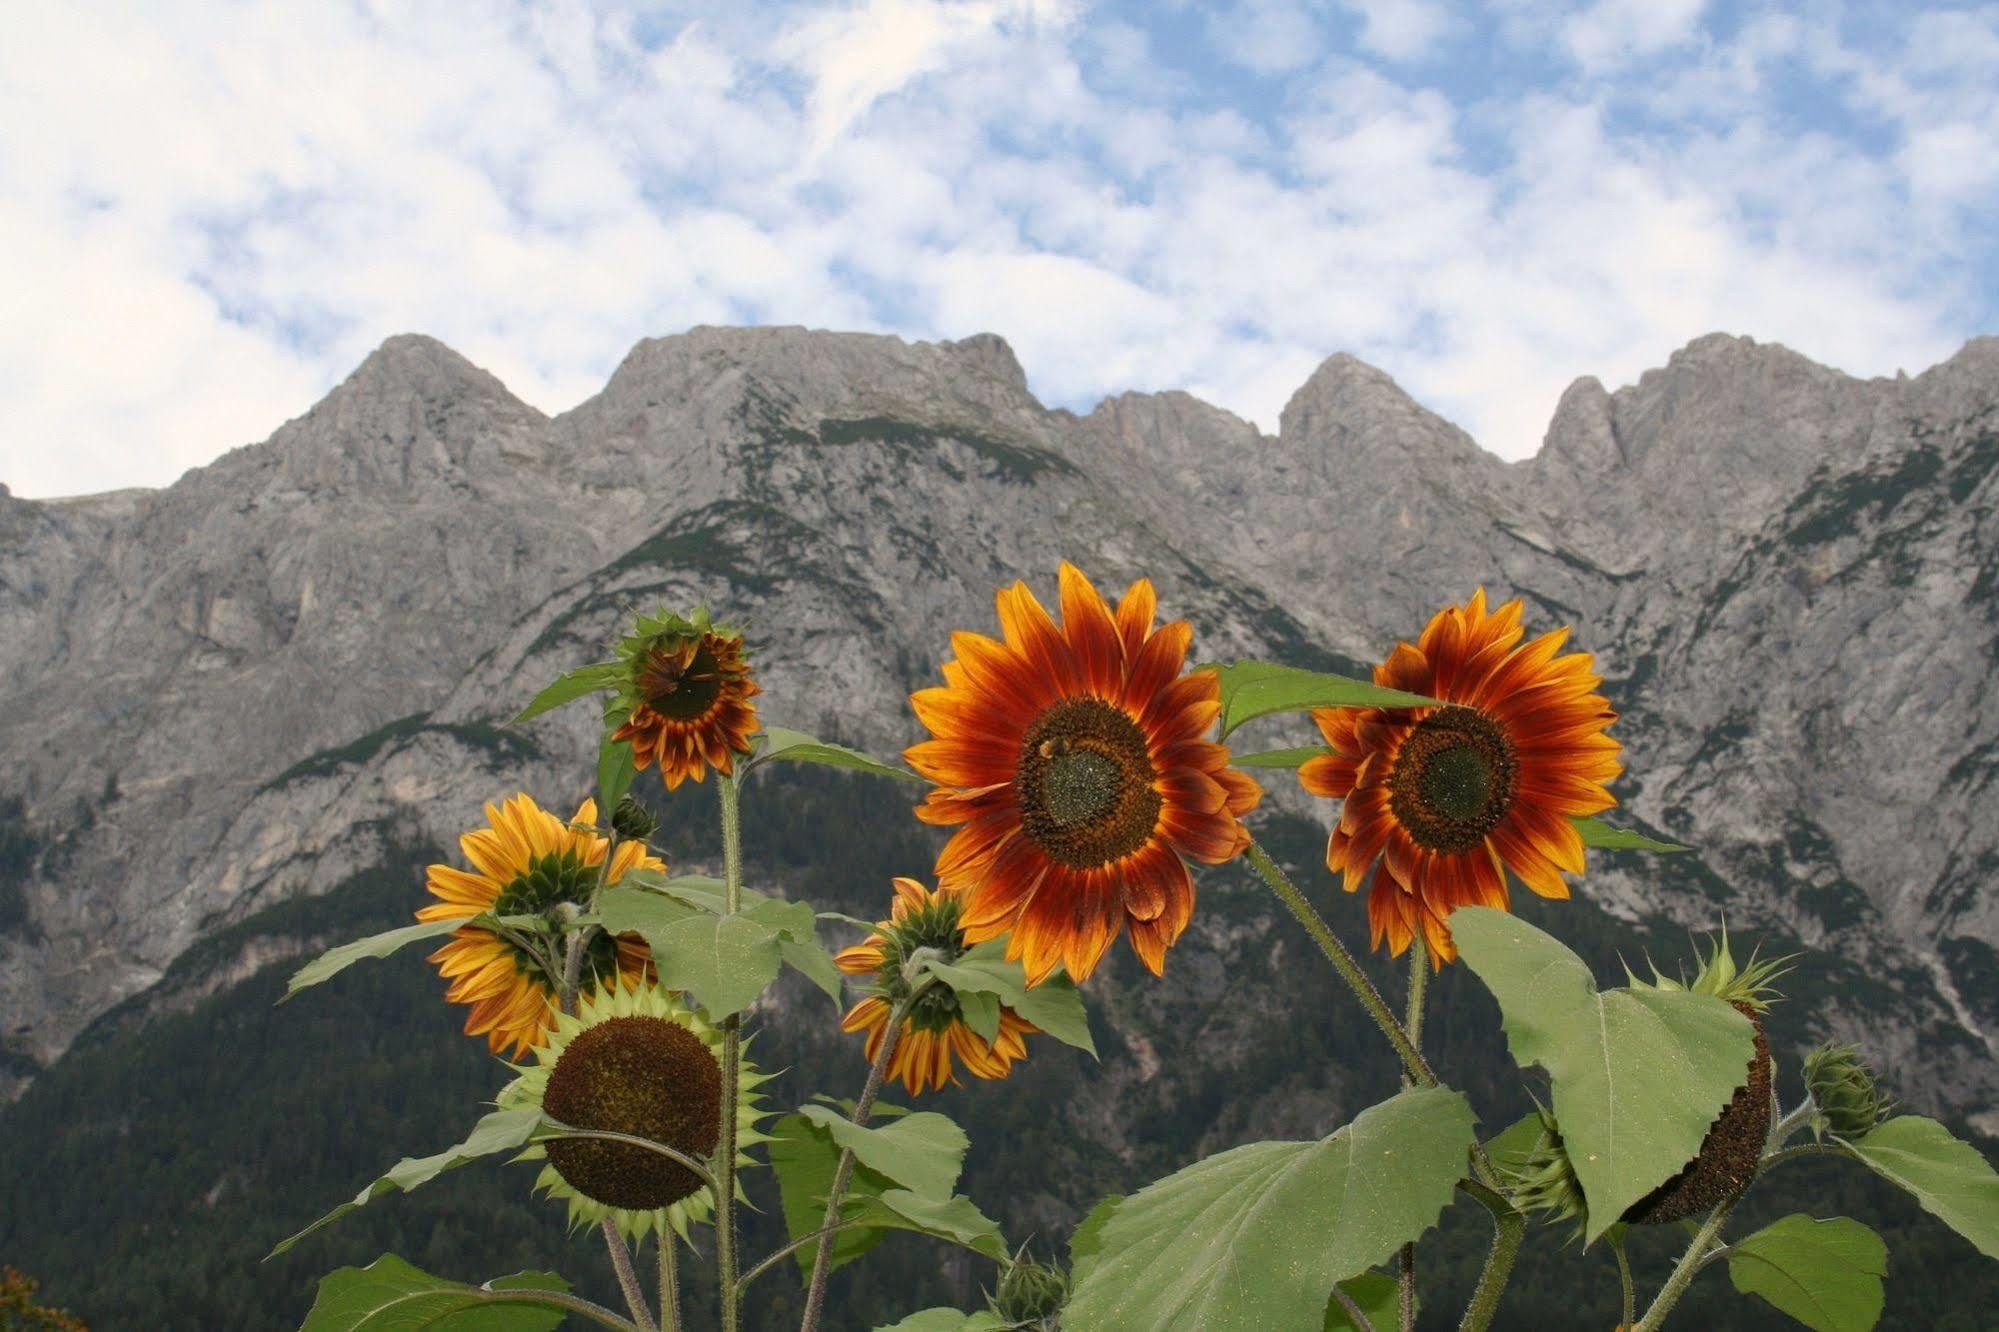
[1278,352,1490,472]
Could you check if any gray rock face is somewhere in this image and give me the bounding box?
[2,325,1995,1124]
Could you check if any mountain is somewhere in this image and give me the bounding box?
[1,325,1996,1328]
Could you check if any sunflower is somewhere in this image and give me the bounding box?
[498,981,770,1243]
[610,607,761,790]
[836,877,1038,1095]
[905,562,1262,985]
[1297,590,1621,965]
[416,794,663,1058]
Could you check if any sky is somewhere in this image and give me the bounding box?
[1,1,1994,499]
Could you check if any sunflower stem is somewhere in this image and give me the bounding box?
[1632,1195,1739,1332]
[657,1221,681,1332]
[1331,1282,1378,1331]
[716,772,745,1332]
[1455,1180,1524,1332]
[1612,1229,1635,1330]
[1399,935,1428,1332]
[602,1216,658,1332]
[561,828,620,1015]
[799,992,913,1332]
[738,1221,869,1295]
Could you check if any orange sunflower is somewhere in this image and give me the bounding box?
[836,877,1037,1095]
[417,794,664,1057]
[611,610,761,790]
[1298,590,1622,966]
[905,562,1262,985]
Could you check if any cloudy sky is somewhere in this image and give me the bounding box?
[2,1,1993,498]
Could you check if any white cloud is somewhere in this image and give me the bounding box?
[0,0,1991,496]
[1206,0,1324,74]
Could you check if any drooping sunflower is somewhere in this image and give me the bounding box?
[610,607,761,790]
[836,877,1038,1096]
[1298,590,1622,965]
[417,794,662,1058]
[906,562,1262,985]
[498,981,770,1243]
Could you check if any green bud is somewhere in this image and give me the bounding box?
[989,1251,1068,1325]
[611,795,657,843]
[1503,1105,1591,1242]
[1804,1042,1892,1141]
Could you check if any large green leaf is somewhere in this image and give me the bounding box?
[1843,1116,1999,1259]
[1324,1271,1404,1331]
[599,887,784,1017]
[1480,1113,1550,1171]
[1725,1215,1887,1332]
[794,1104,969,1199]
[851,1188,1009,1261]
[921,940,1096,1055]
[874,1310,1008,1332]
[1069,1195,1123,1285]
[1063,1086,1475,1331]
[1201,662,1440,740]
[1452,906,1755,1243]
[595,735,636,817]
[510,661,623,726]
[281,919,467,1001]
[751,726,923,782]
[1571,815,1690,853]
[269,1109,542,1256]
[779,937,846,1005]
[299,1254,570,1330]
[768,1114,892,1278]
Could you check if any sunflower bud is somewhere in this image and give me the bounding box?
[610,794,657,843]
[1804,1043,1892,1141]
[989,1251,1069,1325]
[1504,1107,1591,1241]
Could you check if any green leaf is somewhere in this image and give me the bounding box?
[595,735,636,817]
[922,941,1096,1056]
[1069,1195,1123,1285]
[1481,1113,1550,1171]
[281,920,467,1001]
[1843,1116,1999,1259]
[601,888,783,1017]
[955,989,1003,1042]
[1063,1086,1475,1331]
[752,725,923,782]
[1230,746,1328,769]
[1571,815,1690,853]
[1324,1271,1404,1331]
[510,661,623,726]
[768,1114,892,1278]
[612,871,739,914]
[779,936,846,1005]
[854,1188,1009,1261]
[1726,1215,1887,1332]
[299,1254,570,1330]
[794,1105,969,1199]
[1451,906,1756,1243]
[873,1310,1008,1332]
[744,894,820,943]
[270,1110,543,1257]
[1201,662,1441,740]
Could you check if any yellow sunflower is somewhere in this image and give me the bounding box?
[499,981,769,1243]
[835,877,1037,1096]
[1298,590,1622,965]
[416,794,662,1057]
[906,563,1262,985]
[611,609,761,790]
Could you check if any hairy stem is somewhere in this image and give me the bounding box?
[1332,1282,1378,1332]
[657,1223,681,1332]
[1633,1196,1739,1332]
[560,825,620,1014]
[1244,841,1506,1191]
[738,1221,867,1295]
[602,1217,658,1332]
[717,773,745,1332]
[1399,935,1429,1332]
[477,1287,643,1331]
[1455,1180,1525,1332]
[800,993,913,1332]
[1612,1231,1634,1330]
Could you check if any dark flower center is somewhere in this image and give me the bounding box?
[638,637,723,721]
[494,850,615,984]
[1015,698,1161,870]
[878,897,972,1035]
[543,1015,721,1211]
[1388,706,1518,854]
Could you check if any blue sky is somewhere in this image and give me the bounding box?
[1,0,1994,497]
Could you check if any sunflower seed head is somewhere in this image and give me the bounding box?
[1804,1042,1893,1141]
